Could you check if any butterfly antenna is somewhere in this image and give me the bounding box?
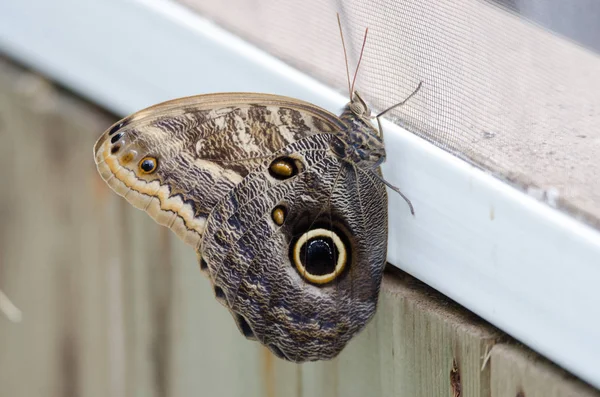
[350,27,369,96]
[337,13,353,100]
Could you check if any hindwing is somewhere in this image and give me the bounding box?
[200,133,388,361]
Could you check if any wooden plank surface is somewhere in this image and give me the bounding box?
[0,57,116,397]
[0,56,598,397]
[491,344,600,397]
[280,271,502,397]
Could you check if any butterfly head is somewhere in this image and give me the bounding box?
[336,92,386,168]
[348,91,372,120]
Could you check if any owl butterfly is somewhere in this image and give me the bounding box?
[93,15,421,361]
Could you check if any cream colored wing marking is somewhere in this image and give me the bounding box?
[93,93,347,247]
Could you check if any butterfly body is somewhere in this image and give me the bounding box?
[94,92,389,361]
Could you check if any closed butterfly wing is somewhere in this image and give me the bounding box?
[201,132,388,361]
[94,92,390,361]
[94,93,345,248]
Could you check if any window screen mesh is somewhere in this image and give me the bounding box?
[179,0,600,227]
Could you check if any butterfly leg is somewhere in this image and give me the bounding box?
[375,117,384,138]
[370,157,415,215]
[371,81,424,137]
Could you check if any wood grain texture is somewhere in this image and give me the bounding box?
[491,344,600,397]
[0,58,116,397]
[1,56,598,397]
[276,271,501,397]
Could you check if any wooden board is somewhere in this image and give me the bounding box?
[491,344,600,397]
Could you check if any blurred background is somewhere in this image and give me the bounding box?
[1,0,600,396]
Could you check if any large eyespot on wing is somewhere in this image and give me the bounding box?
[199,133,388,362]
[93,93,347,247]
[291,227,348,285]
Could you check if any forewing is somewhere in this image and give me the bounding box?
[93,93,346,247]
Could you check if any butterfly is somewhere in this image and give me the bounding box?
[93,15,421,362]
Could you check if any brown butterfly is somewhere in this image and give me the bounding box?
[93,15,421,361]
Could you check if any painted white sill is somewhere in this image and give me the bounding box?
[1,0,599,389]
